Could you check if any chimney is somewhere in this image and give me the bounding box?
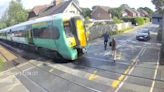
[53,0,62,6]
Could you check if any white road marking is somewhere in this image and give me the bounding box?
[114,48,144,92]
[47,63,114,86]
[85,56,130,65]
[115,64,136,92]
[0,75,29,92]
[149,51,160,92]
[140,48,146,56]
[0,60,41,80]
[49,69,54,72]
[29,60,103,92]
[21,73,49,92]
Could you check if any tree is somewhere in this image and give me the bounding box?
[120,4,130,9]
[0,0,28,27]
[138,7,153,15]
[152,0,164,13]
[81,8,92,18]
[110,7,122,19]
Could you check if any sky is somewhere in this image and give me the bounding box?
[0,0,156,17]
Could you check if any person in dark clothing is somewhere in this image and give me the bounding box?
[111,38,116,62]
[103,32,110,50]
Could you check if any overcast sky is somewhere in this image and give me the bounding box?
[0,0,155,17]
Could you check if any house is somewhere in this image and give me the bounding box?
[131,8,140,17]
[91,6,112,20]
[152,13,163,25]
[28,0,82,20]
[122,8,136,17]
[28,5,48,19]
[137,9,149,17]
[122,11,128,17]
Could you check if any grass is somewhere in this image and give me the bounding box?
[0,56,4,72]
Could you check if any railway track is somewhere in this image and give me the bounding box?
[0,41,104,92]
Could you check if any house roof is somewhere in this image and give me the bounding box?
[38,0,82,18]
[131,8,140,14]
[38,1,71,17]
[152,13,162,18]
[124,8,134,13]
[138,9,149,15]
[92,6,110,12]
[31,5,48,15]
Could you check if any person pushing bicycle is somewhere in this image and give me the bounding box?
[103,32,110,50]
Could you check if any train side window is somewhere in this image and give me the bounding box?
[12,30,26,37]
[33,27,49,38]
[33,26,59,39]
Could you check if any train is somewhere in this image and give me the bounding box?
[0,13,88,60]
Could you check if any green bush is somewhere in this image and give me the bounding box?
[135,17,145,25]
[122,17,136,25]
[144,17,150,23]
[85,16,90,21]
[109,27,133,36]
[113,17,123,24]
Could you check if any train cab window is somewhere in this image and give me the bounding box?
[64,21,74,37]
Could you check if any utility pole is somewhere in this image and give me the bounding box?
[160,8,164,64]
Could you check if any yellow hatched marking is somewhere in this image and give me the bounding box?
[88,71,97,80]
[0,45,17,61]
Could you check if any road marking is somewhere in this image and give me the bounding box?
[0,75,30,92]
[21,73,49,92]
[88,71,97,80]
[113,48,144,91]
[8,82,20,91]
[85,56,130,65]
[47,63,114,87]
[140,48,146,56]
[149,51,160,92]
[0,61,34,76]
[49,69,54,72]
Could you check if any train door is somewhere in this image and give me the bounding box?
[26,25,33,44]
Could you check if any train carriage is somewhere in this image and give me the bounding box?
[0,13,88,60]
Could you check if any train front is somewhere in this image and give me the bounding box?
[62,14,88,59]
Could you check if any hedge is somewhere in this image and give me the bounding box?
[122,17,150,26]
[135,17,145,25]
[109,27,133,36]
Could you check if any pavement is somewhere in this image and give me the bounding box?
[0,23,164,92]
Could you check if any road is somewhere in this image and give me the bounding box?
[0,23,163,92]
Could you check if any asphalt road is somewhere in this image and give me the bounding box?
[0,23,163,92]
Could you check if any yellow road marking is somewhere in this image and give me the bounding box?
[88,71,97,80]
[112,67,131,88]
[112,48,144,89]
